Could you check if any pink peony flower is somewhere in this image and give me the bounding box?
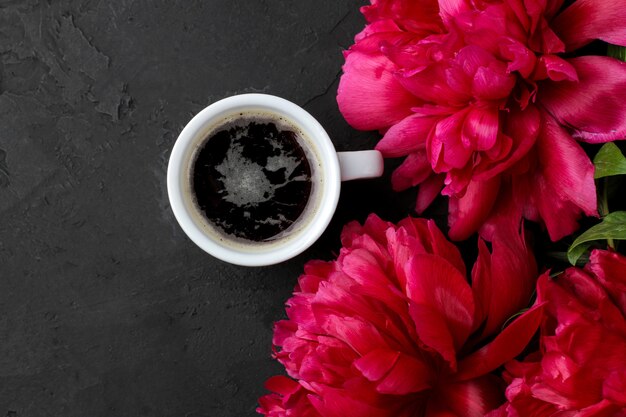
[337,0,626,241]
[258,215,544,417]
[258,376,321,417]
[490,250,626,417]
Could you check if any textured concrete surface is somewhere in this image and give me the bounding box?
[0,1,419,416]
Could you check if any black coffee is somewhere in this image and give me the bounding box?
[191,115,313,242]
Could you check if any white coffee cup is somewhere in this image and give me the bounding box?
[167,94,383,266]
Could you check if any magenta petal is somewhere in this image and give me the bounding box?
[472,66,516,101]
[588,250,626,316]
[308,386,386,417]
[470,239,491,330]
[534,172,587,241]
[536,115,597,217]
[376,114,438,157]
[552,0,626,51]
[353,20,402,46]
[416,174,445,214]
[500,38,537,78]
[338,50,419,131]
[431,110,473,170]
[354,349,400,381]
[407,254,475,352]
[539,56,626,143]
[462,106,499,151]
[534,54,578,82]
[482,227,538,338]
[439,376,505,417]
[438,0,471,23]
[376,353,433,394]
[391,152,432,191]
[484,403,508,417]
[454,303,545,381]
[409,302,458,369]
[448,177,501,241]
[604,371,626,406]
[362,0,442,35]
[474,105,541,182]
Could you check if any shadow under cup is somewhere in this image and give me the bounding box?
[167,94,341,266]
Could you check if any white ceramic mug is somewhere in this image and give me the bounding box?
[167,94,383,266]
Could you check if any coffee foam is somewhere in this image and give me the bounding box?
[184,110,324,252]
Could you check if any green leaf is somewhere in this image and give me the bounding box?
[566,243,592,266]
[608,44,626,62]
[567,211,626,265]
[593,142,626,179]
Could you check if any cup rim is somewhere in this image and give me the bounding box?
[167,94,341,266]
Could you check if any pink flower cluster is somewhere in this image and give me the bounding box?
[259,215,542,417]
[491,250,626,416]
[258,217,626,417]
[337,0,626,241]
[257,1,626,415]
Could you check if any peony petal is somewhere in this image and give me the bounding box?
[274,320,299,347]
[376,114,438,157]
[351,22,415,54]
[477,176,525,241]
[308,385,388,417]
[588,249,626,316]
[258,376,322,417]
[480,223,538,338]
[484,403,509,417]
[504,377,560,417]
[536,115,597,216]
[470,239,492,332]
[341,214,391,249]
[439,375,506,417]
[425,219,467,276]
[409,302,459,369]
[528,15,565,54]
[474,104,541,182]
[416,174,445,214]
[391,152,432,191]
[454,303,545,381]
[462,105,500,151]
[356,17,399,36]
[425,402,463,417]
[399,64,470,106]
[552,0,626,51]
[407,254,475,352]
[362,0,443,35]
[500,38,537,78]
[430,110,474,171]
[526,171,585,241]
[317,314,386,356]
[395,218,466,278]
[354,348,400,381]
[604,371,626,406]
[376,353,433,394]
[576,401,625,417]
[472,66,516,101]
[456,2,529,54]
[264,375,301,395]
[338,50,419,131]
[533,54,578,82]
[448,176,501,241]
[438,0,472,23]
[539,56,626,143]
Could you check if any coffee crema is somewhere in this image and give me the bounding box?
[190,113,317,243]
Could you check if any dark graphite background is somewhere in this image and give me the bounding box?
[0,1,420,416]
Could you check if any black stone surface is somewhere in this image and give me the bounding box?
[0,2,421,416]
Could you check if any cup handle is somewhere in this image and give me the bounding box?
[337,150,384,182]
